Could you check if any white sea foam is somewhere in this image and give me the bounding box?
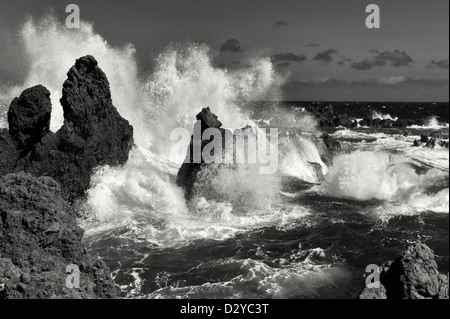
[320,150,448,209]
[2,13,448,249]
[407,116,449,129]
[371,111,398,121]
[146,256,351,299]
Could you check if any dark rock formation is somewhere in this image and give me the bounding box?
[288,102,450,129]
[0,55,134,299]
[438,140,449,148]
[334,114,353,127]
[358,243,449,299]
[176,107,228,199]
[0,129,18,177]
[0,173,116,298]
[425,138,436,149]
[395,118,414,127]
[358,118,371,127]
[308,161,325,182]
[412,134,447,149]
[319,133,342,165]
[2,55,134,201]
[420,134,429,143]
[58,55,133,165]
[7,85,52,155]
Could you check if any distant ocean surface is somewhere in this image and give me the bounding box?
[286,101,449,122]
[81,101,449,299]
[0,16,447,300]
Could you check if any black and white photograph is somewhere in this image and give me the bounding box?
[0,0,448,310]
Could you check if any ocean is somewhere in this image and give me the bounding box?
[79,102,449,299]
[0,17,448,299]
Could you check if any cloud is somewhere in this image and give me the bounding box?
[313,48,338,63]
[376,76,409,85]
[285,76,448,90]
[273,20,289,27]
[276,62,290,68]
[351,50,414,70]
[271,53,307,63]
[429,59,449,69]
[283,77,449,101]
[220,39,244,53]
[337,57,353,66]
[306,44,321,47]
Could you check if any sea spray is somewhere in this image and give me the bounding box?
[407,116,450,129]
[279,135,328,183]
[7,13,310,240]
[320,150,448,202]
[0,13,143,138]
[143,43,285,159]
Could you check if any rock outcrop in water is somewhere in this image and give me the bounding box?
[8,85,52,156]
[412,133,448,149]
[358,243,449,299]
[0,173,116,298]
[176,107,229,199]
[0,55,134,299]
[299,104,450,129]
[2,55,134,201]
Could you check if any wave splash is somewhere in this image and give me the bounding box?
[320,150,448,212]
[2,13,447,250]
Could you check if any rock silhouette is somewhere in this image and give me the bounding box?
[0,55,134,299]
[0,173,116,298]
[2,55,134,201]
[176,107,228,199]
[8,85,51,156]
[358,243,449,299]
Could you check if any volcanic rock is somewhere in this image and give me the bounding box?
[425,138,436,149]
[4,55,134,201]
[420,134,429,143]
[0,172,116,299]
[7,85,51,155]
[0,129,18,176]
[358,243,449,299]
[176,107,228,199]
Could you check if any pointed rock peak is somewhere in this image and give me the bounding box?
[196,107,222,129]
[8,84,52,153]
[75,55,98,72]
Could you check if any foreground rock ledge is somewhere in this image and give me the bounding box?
[358,243,449,299]
[0,173,116,299]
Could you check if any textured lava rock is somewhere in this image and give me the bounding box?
[358,243,449,299]
[0,129,18,176]
[0,173,116,299]
[6,55,134,201]
[7,85,51,155]
[176,107,226,199]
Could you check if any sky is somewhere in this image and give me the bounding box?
[0,0,448,101]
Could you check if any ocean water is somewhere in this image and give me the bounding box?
[79,123,449,299]
[1,14,448,299]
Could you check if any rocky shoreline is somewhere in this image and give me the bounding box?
[0,55,133,298]
[301,103,449,129]
[0,55,448,299]
[358,243,449,299]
